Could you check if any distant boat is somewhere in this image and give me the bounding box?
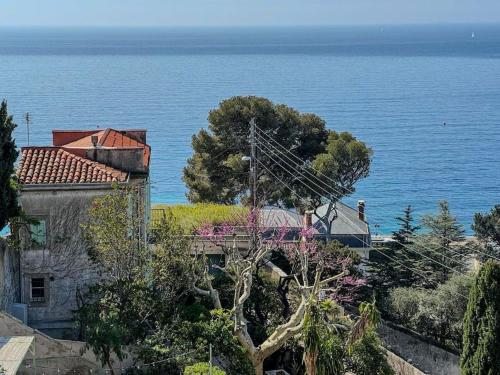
[472,32,475,39]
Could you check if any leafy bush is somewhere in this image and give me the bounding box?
[387,274,473,350]
[184,362,226,375]
[348,330,394,375]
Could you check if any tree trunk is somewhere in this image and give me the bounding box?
[254,360,264,375]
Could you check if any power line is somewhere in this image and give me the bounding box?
[254,126,499,263]
[254,145,471,272]
[255,158,470,300]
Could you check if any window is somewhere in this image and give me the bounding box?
[30,277,46,303]
[30,218,47,247]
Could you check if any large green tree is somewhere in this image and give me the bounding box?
[183,96,372,241]
[0,100,20,230]
[461,261,500,375]
[183,96,328,206]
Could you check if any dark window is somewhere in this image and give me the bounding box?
[30,219,47,247]
[30,278,46,303]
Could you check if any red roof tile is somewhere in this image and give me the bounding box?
[18,147,128,185]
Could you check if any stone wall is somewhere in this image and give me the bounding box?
[386,350,426,375]
[379,322,460,375]
[0,238,20,311]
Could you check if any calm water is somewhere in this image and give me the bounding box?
[1,25,499,233]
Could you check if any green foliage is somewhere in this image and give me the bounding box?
[392,205,420,245]
[472,205,500,261]
[183,96,371,208]
[302,300,345,375]
[0,100,20,230]
[368,205,422,293]
[348,330,394,375]
[82,185,148,281]
[370,202,472,293]
[388,274,473,350]
[184,362,226,375]
[461,261,500,375]
[137,309,253,375]
[311,131,372,200]
[152,203,247,232]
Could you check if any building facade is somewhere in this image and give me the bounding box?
[15,128,150,339]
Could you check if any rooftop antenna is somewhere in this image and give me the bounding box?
[25,112,31,145]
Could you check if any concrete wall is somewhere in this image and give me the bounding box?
[18,187,113,339]
[379,322,460,375]
[0,238,20,311]
[18,178,149,340]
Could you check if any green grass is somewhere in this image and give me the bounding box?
[152,203,248,232]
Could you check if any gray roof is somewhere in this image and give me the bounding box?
[261,201,369,236]
[260,207,303,228]
[312,202,369,236]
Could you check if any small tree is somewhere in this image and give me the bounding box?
[392,205,420,245]
[410,201,470,284]
[0,99,20,230]
[461,261,500,375]
[195,210,359,375]
[368,205,422,292]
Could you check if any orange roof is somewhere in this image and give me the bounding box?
[18,147,128,185]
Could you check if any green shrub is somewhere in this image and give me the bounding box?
[184,362,226,375]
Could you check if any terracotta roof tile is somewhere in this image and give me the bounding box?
[17,147,128,185]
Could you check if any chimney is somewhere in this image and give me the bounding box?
[303,210,313,228]
[91,135,99,147]
[358,200,366,221]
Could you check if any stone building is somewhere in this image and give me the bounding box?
[15,128,150,339]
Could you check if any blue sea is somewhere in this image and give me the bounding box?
[1,24,499,234]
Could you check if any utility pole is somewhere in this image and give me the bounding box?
[249,118,257,209]
[25,112,30,146]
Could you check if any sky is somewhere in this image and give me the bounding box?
[1,0,500,27]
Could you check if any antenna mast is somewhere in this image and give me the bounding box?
[25,112,31,145]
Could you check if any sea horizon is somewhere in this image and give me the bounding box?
[1,24,499,233]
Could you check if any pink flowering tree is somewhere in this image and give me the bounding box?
[193,209,363,375]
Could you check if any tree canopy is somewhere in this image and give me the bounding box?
[183,96,371,211]
[0,100,20,230]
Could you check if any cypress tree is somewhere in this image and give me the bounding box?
[0,99,20,230]
[461,261,500,375]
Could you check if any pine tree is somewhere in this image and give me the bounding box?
[368,205,421,292]
[461,261,500,375]
[0,100,20,230]
[392,205,420,245]
[414,201,469,283]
